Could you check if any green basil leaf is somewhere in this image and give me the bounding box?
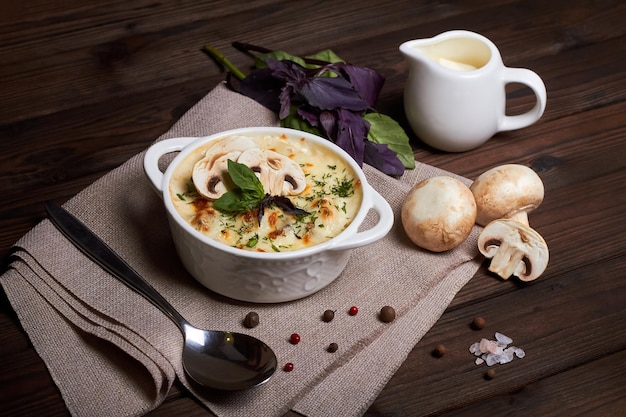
[227,159,265,197]
[212,189,246,212]
[256,49,344,70]
[212,161,265,214]
[365,112,415,169]
[304,49,344,64]
[212,189,242,212]
[256,50,307,68]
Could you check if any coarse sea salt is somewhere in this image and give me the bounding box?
[469,332,525,367]
[495,332,513,344]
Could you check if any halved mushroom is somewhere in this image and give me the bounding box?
[471,164,549,281]
[202,135,259,158]
[478,218,549,282]
[237,148,306,196]
[192,136,260,200]
[192,150,241,199]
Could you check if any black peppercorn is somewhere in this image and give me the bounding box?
[243,311,260,328]
[471,316,486,330]
[322,309,335,322]
[327,342,339,353]
[379,305,396,323]
[432,344,447,357]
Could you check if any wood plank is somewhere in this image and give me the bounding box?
[6,0,591,124]
[370,254,626,416]
[0,1,624,416]
[438,350,626,416]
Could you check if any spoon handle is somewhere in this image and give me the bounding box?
[45,202,189,332]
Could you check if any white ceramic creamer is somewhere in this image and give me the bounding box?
[400,30,547,152]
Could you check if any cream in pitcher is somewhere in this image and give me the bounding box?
[399,30,547,152]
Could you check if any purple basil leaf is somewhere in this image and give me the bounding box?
[258,194,309,225]
[257,196,268,226]
[266,58,307,84]
[319,110,337,140]
[278,84,297,119]
[238,68,284,113]
[271,196,310,216]
[299,76,368,111]
[326,63,385,108]
[334,109,369,166]
[363,141,405,176]
[297,105,322,127]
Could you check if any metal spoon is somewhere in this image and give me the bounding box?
[45,202,277,391]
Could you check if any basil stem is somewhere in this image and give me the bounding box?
[202,45,246,81]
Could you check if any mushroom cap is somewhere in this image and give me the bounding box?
[478,218,549,281]
[192,136,260,200]
[401,176,477,252]
[237,148,306,196]
[192,150,242,199]
[470,164,544,226]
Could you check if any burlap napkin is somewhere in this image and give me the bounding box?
[1,83,482,417]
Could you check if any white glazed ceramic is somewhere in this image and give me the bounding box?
[400,30,547,152]
[143,127,394,303]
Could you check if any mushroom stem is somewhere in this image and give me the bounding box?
[471,164,549,281]
[507,211,530,226]
[478,219,549,281]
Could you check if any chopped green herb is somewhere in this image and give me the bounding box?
[176,180,200,202]
[331,177,354,198]
[246,234,259,248]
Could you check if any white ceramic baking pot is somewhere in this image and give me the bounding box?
[143,127,394,303]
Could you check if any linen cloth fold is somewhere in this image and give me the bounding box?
[1,83,482,417]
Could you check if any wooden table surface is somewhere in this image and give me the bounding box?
[2,0,625,416]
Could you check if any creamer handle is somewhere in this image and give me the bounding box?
[143,137,198,196]
[499,67,547,132]
[329,188,394,251]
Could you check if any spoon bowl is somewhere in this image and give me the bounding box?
[45,202,278,391]
[182,326,276,390]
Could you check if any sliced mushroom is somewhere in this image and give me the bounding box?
[202,135,259,158]
[478,218,549,281]
[237,148,306,196]
[192,136,260,200]
[192,150,241,199]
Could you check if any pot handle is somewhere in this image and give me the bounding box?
[143,137,198,195]
[329,187,394,251]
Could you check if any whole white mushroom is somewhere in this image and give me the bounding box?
[401,176,477,252]
[470,164,544,226]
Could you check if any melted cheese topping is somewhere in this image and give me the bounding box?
[169,133,363,252]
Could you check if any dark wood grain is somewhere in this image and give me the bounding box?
[1,0,625,416]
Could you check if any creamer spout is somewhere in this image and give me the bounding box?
[399,39,430,64]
